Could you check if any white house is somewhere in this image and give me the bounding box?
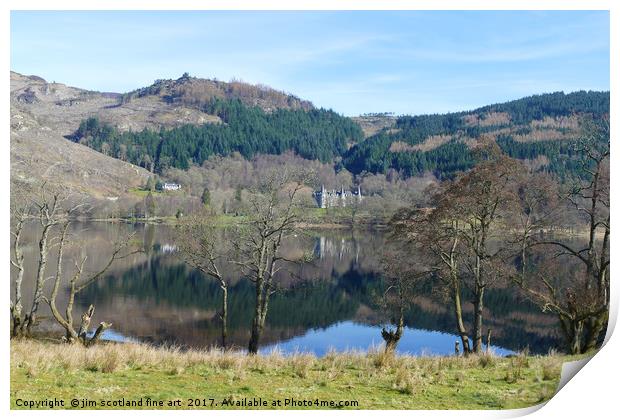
[162,182,181,191]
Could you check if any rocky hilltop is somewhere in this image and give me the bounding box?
[120,72,314,114]
[11,72,152,198]
[10,71,315,198]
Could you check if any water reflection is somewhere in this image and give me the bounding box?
[261,321,513,357]
[15,222,562,355]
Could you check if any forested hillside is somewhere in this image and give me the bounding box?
[343,91,609,179]
[71,88,608,180]
[73,98,363,172]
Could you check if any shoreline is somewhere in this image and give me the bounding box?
[79,216,389,230]
[76,216,594,237]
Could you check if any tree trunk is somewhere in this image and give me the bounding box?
[11,242,24,338]
[248,316,263,355]
[11,313,22,338]
[583,312,608,353]
[382,330,402,353]
[65,284,77,341]
[452,280,471,354]
[220,283,228,350]
[46,223,80,342]
[471,217,490,354]
[248,280,264,355]
[248,331,259,354]
[88,322,112,346]
[472,286,485,353]
[249,279,273,355]
[568,320,583,355]
[25,222,54,335]
[78,305,95,343]
[381,309,404,354]
[11,229,25,338]
[570,323,583,355]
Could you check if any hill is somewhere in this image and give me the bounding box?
[119,72,314,113]
[10,71,326,198]
[11,71,610,203]
[68,74,363,173]
[343,91,609,179]
[10,72,152,199]
[68,80,609,181]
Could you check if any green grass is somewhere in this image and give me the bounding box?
[9,339,574,410]
[210,214,250,226]
[127,187,165,197]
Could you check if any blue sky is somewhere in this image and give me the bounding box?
[11,10,609,116]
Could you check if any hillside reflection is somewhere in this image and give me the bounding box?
[15,222,562,354]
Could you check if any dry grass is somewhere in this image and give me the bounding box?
[477,352,498,369]
[505,350,530,384]
[10,339,572,410]
[392,365,422,395]
[11,338,236,373]
[541,351,562,381]
[10,339,540,378]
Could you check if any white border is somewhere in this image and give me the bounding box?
[3,1,617,420]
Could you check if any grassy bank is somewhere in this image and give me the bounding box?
[91,204,389,228]
[10,340,569,410]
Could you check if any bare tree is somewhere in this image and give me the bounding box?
[177,213,229,348]
[391,144,520,354]
[445,152,519,352]
[511,118,610,354]
[44,223,137,345]
[232,170,308,354]
[10,183,138,344]
[10,185,68,336]
[26,189,64,334]
[391,207,473,354]
[10,194,29,337]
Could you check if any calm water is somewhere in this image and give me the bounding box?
[260,322,513,356]
[15,222,562,355]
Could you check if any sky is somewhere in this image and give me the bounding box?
[10,10,610,116]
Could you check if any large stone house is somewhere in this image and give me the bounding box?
[314,185,362,208]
